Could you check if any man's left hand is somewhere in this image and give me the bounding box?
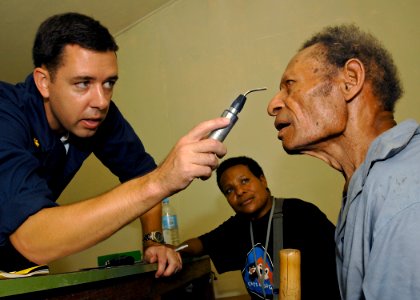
[143,243,182,278]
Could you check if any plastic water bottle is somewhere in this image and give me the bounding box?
[162,198,180,246]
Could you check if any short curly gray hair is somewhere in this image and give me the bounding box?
[301,24,403,112]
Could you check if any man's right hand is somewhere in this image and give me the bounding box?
[152,117,229,196]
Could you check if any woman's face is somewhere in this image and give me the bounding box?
[219,165,272,220]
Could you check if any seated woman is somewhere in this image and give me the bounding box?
[179,156,340,300]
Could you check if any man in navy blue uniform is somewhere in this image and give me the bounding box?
[0,12,228,276]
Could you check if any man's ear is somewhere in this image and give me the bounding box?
[340,58,365,102]
[33,67,51,98]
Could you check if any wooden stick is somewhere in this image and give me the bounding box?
[279,249,301,300]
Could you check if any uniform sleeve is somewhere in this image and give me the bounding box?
[0,101,57,246]
[91,101,157,182]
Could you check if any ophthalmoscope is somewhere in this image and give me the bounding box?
[208,87,267,142]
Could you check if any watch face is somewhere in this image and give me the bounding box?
[152,232,164,243]
[144,231,164,243]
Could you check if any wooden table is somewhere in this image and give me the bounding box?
[0,256,214,299]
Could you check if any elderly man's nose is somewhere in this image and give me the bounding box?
[267,92,284,116]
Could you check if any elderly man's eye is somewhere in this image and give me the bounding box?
[286,80,295,86]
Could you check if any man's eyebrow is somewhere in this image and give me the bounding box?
[107,75,119,81]
[72,76,94,81]
[71,75,119,81]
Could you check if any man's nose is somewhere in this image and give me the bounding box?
[91,85,110,110]
[267,91,284,116]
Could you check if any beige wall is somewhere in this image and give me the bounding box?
[51,0,420,297]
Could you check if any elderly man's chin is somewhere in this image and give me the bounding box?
[280,140,308,155]
[283,146,305,155]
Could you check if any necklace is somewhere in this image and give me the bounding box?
[249,197,275,300]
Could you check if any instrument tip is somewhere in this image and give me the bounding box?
[243,87,267,96]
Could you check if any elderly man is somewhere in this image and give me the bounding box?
[267,24,420,299]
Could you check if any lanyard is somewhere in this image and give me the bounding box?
[250,197,275,300]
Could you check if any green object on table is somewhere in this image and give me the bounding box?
[97,250,142,267]
[0,260,158,297]
[0,256,211,299]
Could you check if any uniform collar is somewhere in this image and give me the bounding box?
[24,74,61,153]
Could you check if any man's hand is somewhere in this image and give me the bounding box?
[152,117,229,196]
[143,243,182,278]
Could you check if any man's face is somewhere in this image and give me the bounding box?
[219,164,271,220]
[41,44,118,137]
[267,44,347,154]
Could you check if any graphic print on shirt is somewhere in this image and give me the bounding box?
[242,243,274,299]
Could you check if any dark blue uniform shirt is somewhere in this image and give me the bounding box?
[0,74,156,269]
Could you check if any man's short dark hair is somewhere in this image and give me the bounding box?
[216,156,265,191]
[32,12,119,77]
[301,24,403,112]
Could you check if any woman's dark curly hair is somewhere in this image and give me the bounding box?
[216,156,264,192]
[301,24,403,112]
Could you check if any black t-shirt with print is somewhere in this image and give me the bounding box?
[199,198,340,300]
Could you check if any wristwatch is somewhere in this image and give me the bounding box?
[143,231,165,244]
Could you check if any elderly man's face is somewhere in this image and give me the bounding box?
[267,44,348,154]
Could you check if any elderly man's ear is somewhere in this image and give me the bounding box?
[340,58,365,101]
